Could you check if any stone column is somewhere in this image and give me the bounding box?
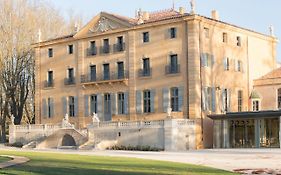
[223,120,229,148]
[255,119,260,148]
[164,119,174,151]
[213,120,221,148]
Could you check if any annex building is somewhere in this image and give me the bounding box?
[32,6,277,149]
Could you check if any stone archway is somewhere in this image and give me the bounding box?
[61,134,76,146]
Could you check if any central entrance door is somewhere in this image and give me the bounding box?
[104,93,111,121]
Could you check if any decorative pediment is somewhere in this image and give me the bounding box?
[89,17,118,33]
[74,12,134,38]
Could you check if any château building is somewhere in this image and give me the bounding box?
[33,7,277,148]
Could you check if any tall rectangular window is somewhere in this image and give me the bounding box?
[90,65,96,81]
[118,93,125,114]
[89,41,97,55]
[222,89,230,112]
[68,44,73,54]
[223,32,227,43]
[48,48,53,58]
[143,90,151,113]
[143,58,150,76]
[69,96,75,117]
[224,57,230,71]
[143,32,149,43]
[104,93,111,114]
[170,27,177,39]
[171,87,179,111]
[170,54,178,73]
[48,71,53,85]
[117,62,124,79]
[116,36,124,51]
[47,98,51,118]
[238,90,243,112]
[103,64,110,80]
[237,36,241,46]
[68,68,74,79]
[103,39,110,53]
[253,100,259,111]
[90,94,97,114]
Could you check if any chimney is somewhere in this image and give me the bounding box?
[211,10,219,20]
[143,11,150,21]
[179,7,185,15]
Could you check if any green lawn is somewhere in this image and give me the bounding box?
[0,156,11,163]
[0,150,236,175]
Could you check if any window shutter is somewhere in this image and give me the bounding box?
[234,60,238,71]
[178,86,184,112]
[241,61,244,73]
[124,92,129,114]
[162,87,170,112]
[62,97,67,116]
[50,98,54,118]
[223,58,227,70]
[200,53,205,67]
[97,94,103,121]
[202,88,206,111]
[174,28,177,38]
[84,95,89,117]
[221,88,225,112]
[111,93,117,115]
[227,89,231,112]
[136,90,142,114]
[42,98,47,118]
[151,89,156,113]
[74,96,78,117]
[211,87,216,112]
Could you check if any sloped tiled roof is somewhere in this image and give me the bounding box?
[257,67,281,80]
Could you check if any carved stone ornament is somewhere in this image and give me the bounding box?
[89,17,117,33]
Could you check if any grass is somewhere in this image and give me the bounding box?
[0,150,236,175]
[0,156,11,163]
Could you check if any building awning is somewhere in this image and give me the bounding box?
[208,110,281,120]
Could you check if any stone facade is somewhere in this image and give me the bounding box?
[33,8,277,149]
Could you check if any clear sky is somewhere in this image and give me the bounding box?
[48,0,281,60]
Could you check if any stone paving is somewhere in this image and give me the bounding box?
[0,155,29,169]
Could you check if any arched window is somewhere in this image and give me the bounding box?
[277,88,281,109]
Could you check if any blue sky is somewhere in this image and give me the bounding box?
[48,0,281,60]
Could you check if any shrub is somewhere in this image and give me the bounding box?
[107,145,163,152]
[5,142,23,148]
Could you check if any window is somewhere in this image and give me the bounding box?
[278,89,281,109]
[252,100,259,111]
[116,36,124,51]
[169,54,178,73]
[89,41,97,55]
[65,68,75,85]
[237,36,241,46]
[117,62,124,79]
[143,32,149,43]
[68,68,74,79]
[69,96,75,117]
[201,53,213,67]
[68,44,73,54]
[204,27,209,38]
[90,95,97,114]
[224,57,230,71]
[104,93,111,114]
[48,48,53,58]
[90,65,96,81]
[47,98,51,118]
[238,90,243,112]
[103,64,110,80]
[47,71,53,86]
[118,93,125,114]
[236,60,242,72]
[103,39,110,53]
[170,27,177,39]
[170,87,179,111]
[143,90,151,113]
[223,33,227,43]
[222,89,230,112]
[142,58,150,76]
